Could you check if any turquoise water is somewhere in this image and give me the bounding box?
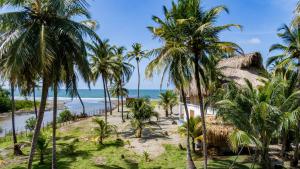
[15,89,166,99]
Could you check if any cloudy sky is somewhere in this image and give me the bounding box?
[1,0,298,89]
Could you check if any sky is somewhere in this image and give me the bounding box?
[1,0,298,89]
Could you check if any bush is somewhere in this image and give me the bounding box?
[25,117,36,131]
[15,100,39,111]
[0,88,11,113]
[58,110,74,123]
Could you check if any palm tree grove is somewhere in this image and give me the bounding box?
[1,0,300,168]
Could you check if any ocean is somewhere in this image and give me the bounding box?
[14,89,166,99]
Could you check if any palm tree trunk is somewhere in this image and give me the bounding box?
[192,138,196,153]
[52,81,58,169]
[181,86,197,169]
[11,83,22,156]
[166,109,169,117]
[102,77,108,124]
[77,92,86,116]
[292,121,300,167]
[33,86,38,119]
[281,130,288,158]
[137,60,140,98]
[117,95,120,112]
[170,105,173,115]
[105,81,113,115]
[261,140,271,169]
[193,53,207,169]
[121,94,124,122]
[28,78,50,169]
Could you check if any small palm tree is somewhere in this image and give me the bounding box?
[159,90,178,117]
[179,117,202,153]
[127,43,147,98]
[36,133,49,165]
[128,98,159,138]
[92,118,117,144]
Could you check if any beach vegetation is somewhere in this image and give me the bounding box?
[159,90,178,117]
[58,110,74,123]
[25,117,37,131]
[92,118,118,145]
[128,98,159,138]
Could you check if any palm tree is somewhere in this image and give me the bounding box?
[146,42,196,168]
[0,1,98,168]
[128,98,158,138]
[179,117,202,153]
[89,39,119,124]
[217,76,300,169]
[159,90,178,117]
[268,25,300,72]
[127,43,147,98]
[92,118,117,144]
[148,1,241,168]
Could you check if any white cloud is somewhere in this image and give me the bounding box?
[245,38,261,45]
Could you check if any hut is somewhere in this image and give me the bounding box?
[179,52,267,119]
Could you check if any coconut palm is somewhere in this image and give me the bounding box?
[179,117,202,153]
[268,25,300,72]
[0,1,98,168]
[148,1,241,168]
[159,90,178,117]
[89,39,120,123]
[217,75,300,169]
[128,98,159,138]
[146,41,196,168]
[127,43,147,98]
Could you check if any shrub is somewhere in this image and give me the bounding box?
[58,110,74,123]
[15,100,38,110]
[0,88,11,113]
[25,117,36,131]
[36,133,49,164]
[143,151,151,162]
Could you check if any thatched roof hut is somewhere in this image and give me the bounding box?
[187,52,266,97]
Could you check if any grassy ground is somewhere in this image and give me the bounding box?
[0,117,261,169]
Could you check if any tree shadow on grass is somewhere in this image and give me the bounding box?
[94,158,139,169]
[208,159,257,169]
[97,139,125,151]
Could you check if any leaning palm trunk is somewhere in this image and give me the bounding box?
[52,82,58,169]
[28,78,50,169]
[137,59,140,98]
[102,77,108,124]
[292,121,300,167]
[33,86,38,119]
[11,84,22,155]
[77,92,86,116]
[193,53,208,169]
[181,86,197,169]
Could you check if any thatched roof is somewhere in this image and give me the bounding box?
[187,52,266,97]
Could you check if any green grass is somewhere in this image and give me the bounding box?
[0,119,261,169]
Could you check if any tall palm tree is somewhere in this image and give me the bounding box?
[148,1,241,168]
[89,40,119,124]
[127,43,146,98]
[0,1,98,168]
[146,42,196,168]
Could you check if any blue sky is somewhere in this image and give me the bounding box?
[1,0,298,89]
